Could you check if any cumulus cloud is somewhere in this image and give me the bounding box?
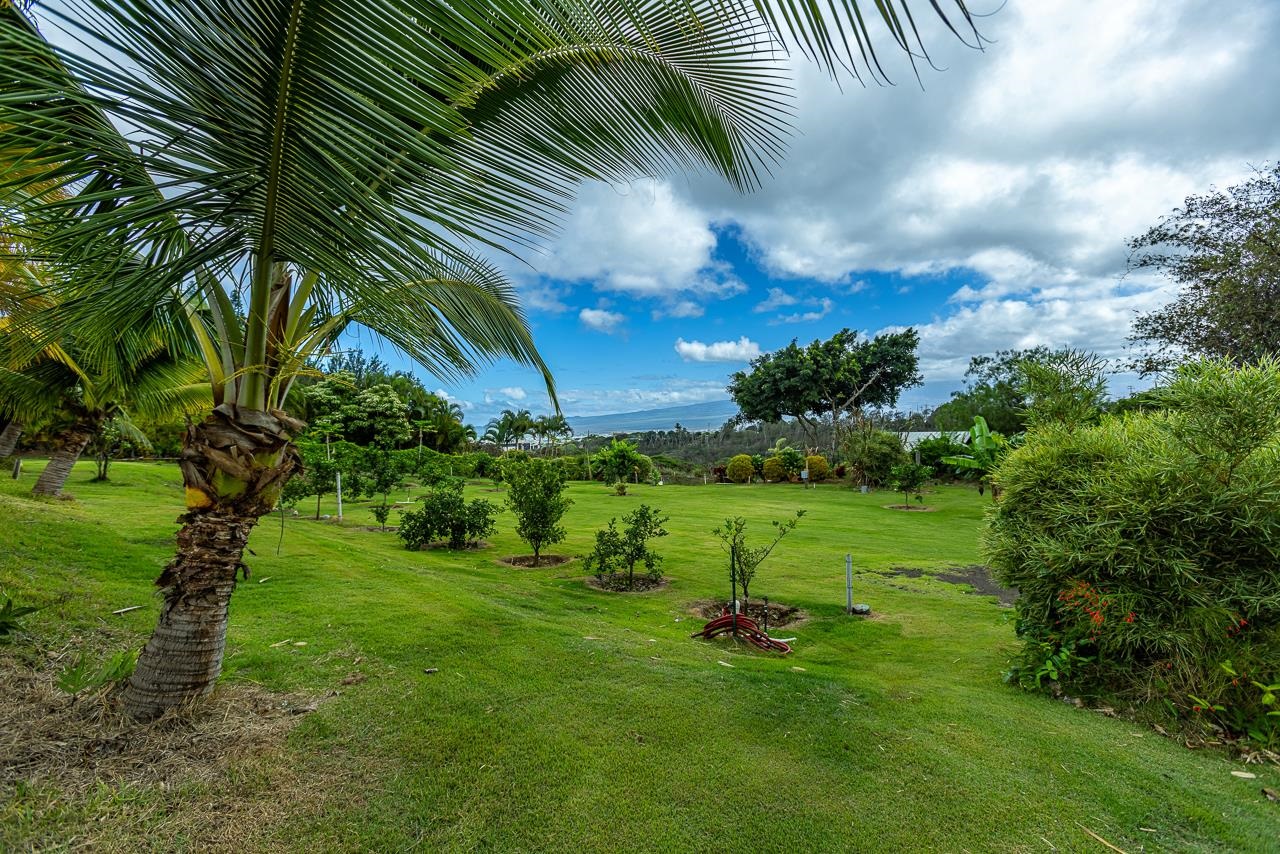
[674,336,762,363]
[483,386,529,405]
[754,287,798,312]
[579,307,626,334]
[557,379,729,415]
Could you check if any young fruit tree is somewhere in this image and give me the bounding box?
[1,1,984,719]
[713,511,804,610]
[583,504,670,591]
[505,458,572,567]
[888,463,933,506]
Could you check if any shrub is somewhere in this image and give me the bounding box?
[913,435,968,473]
[987,358,1280,748]
[726,454,755,483]
[583,504,670,590]
[804,455,829,482]
[841,427,906,486]
[398,480,496,550]
[761,457,786,483]
[505,457,572,565]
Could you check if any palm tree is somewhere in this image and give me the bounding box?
[1,1,981,719]
[0,301,210,497]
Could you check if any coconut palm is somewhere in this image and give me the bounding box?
[1,1,981,719]
[0,301,210,496]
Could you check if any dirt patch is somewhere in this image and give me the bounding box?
[355,525,398,533]
[883,565,1018,606]
[0,655,318,796]
[688,599,806,628]
[882,504,938,512]
[585,574,670,593]
[496,554,574,569]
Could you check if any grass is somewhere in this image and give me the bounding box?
[2,460,1278,852]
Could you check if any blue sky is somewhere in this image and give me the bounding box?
[352,1,1280,429]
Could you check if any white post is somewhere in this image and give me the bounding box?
[845,554,853,614]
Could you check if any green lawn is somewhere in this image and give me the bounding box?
[2,461,1277,852]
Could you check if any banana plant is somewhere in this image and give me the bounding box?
[941,415,1007,496]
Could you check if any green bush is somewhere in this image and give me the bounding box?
[804,454,829,481]
[987,359,1280,748]
[761,457,786,483]
[726,454,755,483]
[398,481,496,550]
[913,434,968,474]
[840,428,905,486]
[583,504,670,590]
[505,457,572,565]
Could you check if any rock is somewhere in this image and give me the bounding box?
[423,667,439,674]
[852,603,872,615]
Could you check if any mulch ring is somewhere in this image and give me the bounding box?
[882,504,937,512]
[496,554,574,569]
[585,574,670,594]
[881,565,1018,606]
[689,598,806,628]
[416,540,492,551]
[0,653,320,797]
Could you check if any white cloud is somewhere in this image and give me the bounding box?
[754,287,798,312]
[433,388,475,411]
[579,307,626,334]
[557,380,729,415]
[773,297,834,325]
[674,336,762,363]
[482,386,530,405]
[653,300,705,319]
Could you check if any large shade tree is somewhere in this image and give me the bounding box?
[1,1,982,719]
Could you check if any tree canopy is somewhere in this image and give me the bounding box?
[1128,163,1280,374]
[727,328,921,440]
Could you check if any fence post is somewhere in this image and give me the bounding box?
[845,554,853,614]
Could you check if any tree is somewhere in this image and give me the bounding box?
[593,438,647,493]
[583,504,670,590]
[1128,164,1280,375]
[88,415,151,482]
[713,511,804,609]
[505,458,572,567]
[728,328,921,452]
[940,416,1006,495]
[932,347,1062,436]
[1020,350,1109,432]
[1,0,984,718]
[888,462,932,506]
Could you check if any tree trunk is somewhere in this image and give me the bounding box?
[0,420,22,457]
[122,404,303,721]
[32,428,92,497]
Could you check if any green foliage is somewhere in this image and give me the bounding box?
[725,454,755,484]
[398,481,496,550]
[593,439,648,487]
[1128,164,1280,374]
[1019,350,1109,431]
[504,458,572,565]
[354,447,408,530]
[840,426,905,487]
[987,358,1280,747]
[0,596,39,641]
[772,442,805,476]
[888,463,933,505]
[729,328,921,442]
[804,455,829,481]
[761,457,786,483]
[912,435,968,474]
[583,504,670,590]
[713,511,804,604]
[933,347,1066,436]
[940,416,1007,488]
[56,649,136,695]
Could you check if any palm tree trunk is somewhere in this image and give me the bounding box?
[0,420,22,457]
[122,404,303,721]
[32,427,92,497]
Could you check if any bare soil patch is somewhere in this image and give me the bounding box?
[416,540,492,551]
[497,554,574,569]
[689,599,806,628]
[883,565,1018,606]
[0,654,318,796]
[882,504,938,512]
[585,574,670,593]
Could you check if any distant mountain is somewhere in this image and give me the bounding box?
[568,399,739,435]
